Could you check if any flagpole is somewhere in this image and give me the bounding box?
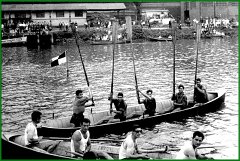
[65,50,69,77]
[53,67,56,119]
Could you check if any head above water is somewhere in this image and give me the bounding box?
[192,131,204,148]
[31,110,42,123]
[76,89,83,96]
[196,78,202,85]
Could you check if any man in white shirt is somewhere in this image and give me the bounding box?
[119,124,149,159]
[176,131,213,159]
[25,110,61,153]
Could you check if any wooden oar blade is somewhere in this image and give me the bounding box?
[112,20,118,43]
[126,16,132,41]
[196,23,202,42]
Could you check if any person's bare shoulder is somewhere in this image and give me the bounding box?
[72,130,81,141]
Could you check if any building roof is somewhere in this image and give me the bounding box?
[2,3,126,11]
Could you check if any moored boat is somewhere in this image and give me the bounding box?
[148,36,173,42]
[90,40,130,45]
[38,88,226,138]
[2,36,27,46]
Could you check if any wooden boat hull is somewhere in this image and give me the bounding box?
[90,40,130,45]
[2,37,27,46]
[2,134,73,159]
[148,37,172,42]
[38,89,226,138]
[2,134,172,159]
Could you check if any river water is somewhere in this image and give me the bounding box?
[2,37,238,159]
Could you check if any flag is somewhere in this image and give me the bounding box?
[51,51,66,67]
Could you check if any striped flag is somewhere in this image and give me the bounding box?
[51,51,66,67]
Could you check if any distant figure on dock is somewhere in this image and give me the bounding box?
[108,92,127,121]
[138,89,156,116]
[70,89,94,127]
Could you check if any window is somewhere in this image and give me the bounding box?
[201,2,213,7]
[230,2,238,6]
[56,11,64,17]
[15,13,26,18]
[216,2,227,6]
[190,2,196,9]
[36,12,45,18]
[75,11,83,17]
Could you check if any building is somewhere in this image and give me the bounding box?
[2,3,126,26]
[181,2,238,22]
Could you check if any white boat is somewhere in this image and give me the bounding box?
[2,37,27,46]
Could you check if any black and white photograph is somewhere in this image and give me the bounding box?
[1,1,238,159]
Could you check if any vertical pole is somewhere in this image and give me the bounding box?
[66,50,69,77]
[172,23,177,96]
[194,23,201,84]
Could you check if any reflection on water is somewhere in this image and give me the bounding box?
[2,37,238,159]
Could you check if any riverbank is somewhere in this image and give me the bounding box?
[52,26,238,43]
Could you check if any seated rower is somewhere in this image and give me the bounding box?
[138,89,156,116]
[71,118,113,159]
[119,124,150,160]
[108,92,127,122]
[194,78,208,104]
[171,84,187,110]
[176,131,214,159]
[25,111,61,153]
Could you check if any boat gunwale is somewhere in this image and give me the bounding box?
[42,89,226,130]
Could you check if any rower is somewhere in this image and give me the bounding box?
[70,89,94,127]
[175,131,214,159]
[119,124,150,160]
[24,110,61,153]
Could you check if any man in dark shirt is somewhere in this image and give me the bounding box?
[108,92,127,121]
[172,84,188,110]
[138,89,156,116]
[194,78,208,103]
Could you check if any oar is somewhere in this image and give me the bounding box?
[194,23,201,98]
[66,150,83,157]
[172,23,177,97]
[44,137,123,143]
[70,24,94,105]
[140,146,169,153]
[109,20,118,114]
[126,16,140,104]
[130,33,140,104]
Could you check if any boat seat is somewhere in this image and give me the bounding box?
[126,104,145,119]
[155,100,174,114]
[46,117,72,128]
[90,111,111,125]
[13,135,26,146]
[207,93,217,101]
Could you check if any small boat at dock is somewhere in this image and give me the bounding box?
[2,36,27,46]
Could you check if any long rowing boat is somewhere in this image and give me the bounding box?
[2,134,172,159]
[38,88,225,138]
